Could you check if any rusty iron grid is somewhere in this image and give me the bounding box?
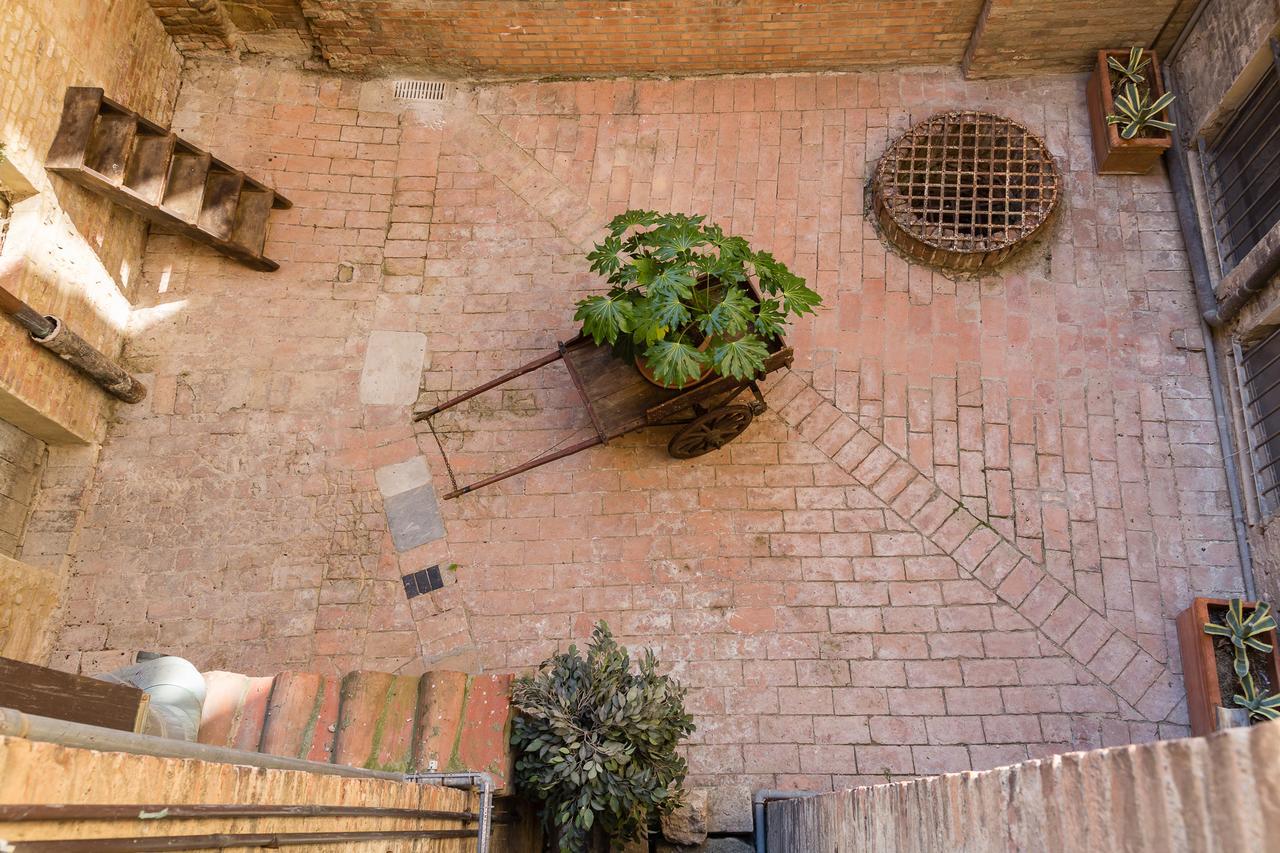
[873,111,1061,272]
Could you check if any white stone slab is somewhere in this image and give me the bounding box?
[359,330,427,406]
[375,456,431,499]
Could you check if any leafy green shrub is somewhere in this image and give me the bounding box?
[575,210,821,388]
[509,621,695,852]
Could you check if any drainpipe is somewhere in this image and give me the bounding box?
[752,789,819,853]
[0,707,494,853]
[1162,62,1258,599]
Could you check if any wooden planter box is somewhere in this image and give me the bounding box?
[1085,49,1173,175]
[1175,597,1280,736]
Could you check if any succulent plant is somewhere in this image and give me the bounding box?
[1204,598,1276,679]
[1234,671,1280,722]
[1107,46,1151,89]
[1107,82,1176,140]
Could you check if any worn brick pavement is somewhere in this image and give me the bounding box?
[53,61,1243,789]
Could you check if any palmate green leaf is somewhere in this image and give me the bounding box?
[753,298,786,339]
[650,265,695,301]
[574,294,634,346]
[651,225,707,261]
[607,209,659,236]
[644,339,707,387]
[650,292,691,331]
[697,285,754,338]
[628,301,670,347]
[780,276,823,316]
[587,235,623,277]
[709,334,769,381]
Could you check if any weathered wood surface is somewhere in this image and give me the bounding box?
[0,656,146,732]
[45,87,291,272]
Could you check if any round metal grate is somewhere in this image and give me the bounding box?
[872,111,1061,272]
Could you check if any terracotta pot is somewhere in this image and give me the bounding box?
[1085,49,1173,175]
[1175,596,1280,736]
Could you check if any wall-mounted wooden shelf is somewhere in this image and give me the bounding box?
[46,87,291,272]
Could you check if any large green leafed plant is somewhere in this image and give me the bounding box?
[575,210,821,388]
[510,621,695,853]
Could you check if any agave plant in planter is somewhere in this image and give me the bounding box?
[1086,46,1177,175]
[575,210,821,389]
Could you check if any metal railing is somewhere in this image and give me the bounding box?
[1198,37,1280,276]
[0,707,494,853]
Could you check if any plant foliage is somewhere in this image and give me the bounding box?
[1204,598,1276,679]
[1234,671,1280,722]
[510,621,696,853]
[1105,48,1176,140]
[1107,46,1150,88]
[574,211,822,387]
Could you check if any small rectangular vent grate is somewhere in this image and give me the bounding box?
[394,80,449,101]
[402,565,444,599]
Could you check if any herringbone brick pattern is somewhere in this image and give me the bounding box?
[53,63,1242,789]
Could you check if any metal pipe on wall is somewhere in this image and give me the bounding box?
[0,708,495,853]
[1162,56,1259,599]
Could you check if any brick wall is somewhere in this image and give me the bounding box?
[299,0,988,76]
[143,0,1199,79]
[963,0,1198,77]
[0,0,182,442]
[0,419,43,557]
[767,719,1280,851]
[1169,0,1278,136]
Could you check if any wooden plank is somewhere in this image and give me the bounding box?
[122,132,175,205]
[46,165,279,272]
[0,656,146,733]
[231,188,274,256]
[161,148,212,224]
[44,87,103,170]
[82,109,137,185]
[197,169,243,240]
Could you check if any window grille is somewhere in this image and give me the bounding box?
[1199,37,1280,275]
[1235,326,1280,515]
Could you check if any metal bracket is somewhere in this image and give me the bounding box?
[746,381,767,416]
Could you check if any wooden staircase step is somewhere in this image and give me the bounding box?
[46,87,289,272]
[197,672,274,751]
[231,188,274,257]
[82,108,137,185]
[45,87,103,170]
[259,671,340,762]
[161,145,212,225]
[122,132,176,206]
[198,169,243,240]
[414,672,514,792]
[333,672,420,772]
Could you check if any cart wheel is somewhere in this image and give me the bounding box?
[668,405,754,459]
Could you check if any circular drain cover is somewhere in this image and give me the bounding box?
[872,111,1061,272]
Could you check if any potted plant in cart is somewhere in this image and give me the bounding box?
[575,210,821,390]
[1176,596,1280,736]
[1086,46,1177,175]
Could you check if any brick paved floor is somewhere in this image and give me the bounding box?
[53,61,1244,789]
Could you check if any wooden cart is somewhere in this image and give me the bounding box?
[415,316,793,500]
